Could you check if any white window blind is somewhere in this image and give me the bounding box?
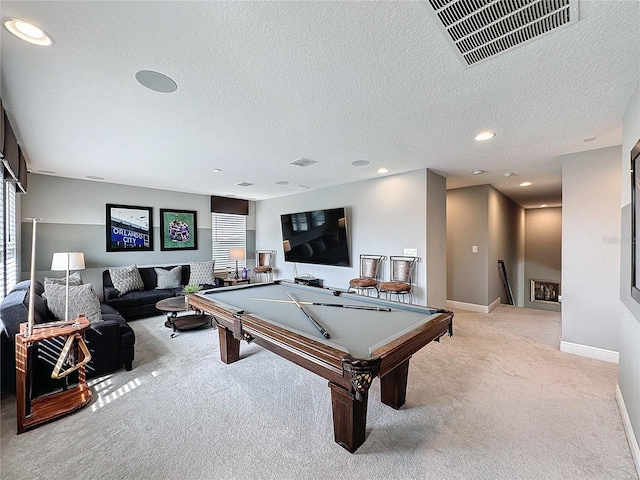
[0,167,4,300]
[212,213,246,272]
[1,172,17,300]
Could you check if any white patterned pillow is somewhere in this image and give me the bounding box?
[44,271,83,286]
[188,260,215,285]
[109,265,144,295]
[44,283,102,323]
[155,266,182,289]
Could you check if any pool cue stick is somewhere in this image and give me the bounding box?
[250,297,391,312]
[285,292,331,339]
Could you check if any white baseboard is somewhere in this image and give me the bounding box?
[560,341,619,363]
[616,385,640,476]
[446,297,501,314]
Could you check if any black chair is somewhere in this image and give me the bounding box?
[379,256,419,303]
[347,254,385,297]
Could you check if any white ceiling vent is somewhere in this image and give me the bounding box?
[424,0,580,67]
[290,157,317,167]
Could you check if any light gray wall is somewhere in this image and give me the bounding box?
[255,169,445,307]
[524,207,562,312]
[488,188,525,307]
[446,185,490,305]
[426,170,447,308]
[20,174,214,296]
[561,146,622,352]
[619,79,640,453]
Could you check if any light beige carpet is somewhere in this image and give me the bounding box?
[1,305,637,479]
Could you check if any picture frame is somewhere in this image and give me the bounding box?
[160,209,198,251]
[530,279,561,304]
[106,204,153,252]
[630,138,640,304]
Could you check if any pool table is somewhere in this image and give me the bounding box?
[188,281,453,453]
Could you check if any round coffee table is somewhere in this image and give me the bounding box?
[155,296,213,333]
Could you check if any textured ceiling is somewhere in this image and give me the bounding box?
[1,1,638,208]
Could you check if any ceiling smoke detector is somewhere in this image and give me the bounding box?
[424,0,580,67]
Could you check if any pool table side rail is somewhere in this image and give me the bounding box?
[372,311,453,378]
[188,293,349,378]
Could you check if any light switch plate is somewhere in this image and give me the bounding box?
[404,248,418,256]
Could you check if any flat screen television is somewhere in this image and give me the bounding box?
[281,207,350,267]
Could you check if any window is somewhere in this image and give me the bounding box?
[1,168,17,301]
[212,213,246,272]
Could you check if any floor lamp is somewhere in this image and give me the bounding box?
[24,218,43,337]
[50,252,86,321]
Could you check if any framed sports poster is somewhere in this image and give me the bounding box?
[160,209,198,251]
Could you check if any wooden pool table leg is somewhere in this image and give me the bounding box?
[380,358,410,410]
[329,382,368,453]
[218,326,240,364]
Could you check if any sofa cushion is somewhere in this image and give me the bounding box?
[155,266,182,289]
[44,283,102,323]
[109,265,144,295]
[189,260,216,286]
[44,271,83,286]
[106,288,177,310]
[0,287,53,338]
[11,280,45,296]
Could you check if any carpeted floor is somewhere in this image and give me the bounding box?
[1,305,637,480]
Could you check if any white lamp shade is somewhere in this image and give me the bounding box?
[229,248,245,261]
[51,252,86,271]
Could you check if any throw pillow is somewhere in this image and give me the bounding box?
[109,265,144,295]
[44,271,83,286]
[155,266,182,289]
[188,260,216,285]
[44,282,102,323]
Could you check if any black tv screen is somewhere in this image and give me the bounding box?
[281,207,350,267]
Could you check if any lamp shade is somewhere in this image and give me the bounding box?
[51,252,85,271]
[229,248,245,261]
[283,240,291,253]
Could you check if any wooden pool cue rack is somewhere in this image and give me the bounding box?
[15,315,92,433]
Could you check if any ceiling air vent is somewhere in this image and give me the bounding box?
[290,158,317,167]
[424,0,580,67]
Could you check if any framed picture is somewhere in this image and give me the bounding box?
[630,138,640,304]
[530,279,560,304]
[160,209,198,251]
[106,204,153,252]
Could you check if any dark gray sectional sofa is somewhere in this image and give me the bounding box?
[0,280,135,395]
[102,264,222,321]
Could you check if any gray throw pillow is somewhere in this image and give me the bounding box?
[44,282,102,323]
[188,260,215,285]
[155,266,182,289]
[44,271,83,286]
[109,264,144,295]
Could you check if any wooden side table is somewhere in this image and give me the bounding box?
[15,315,92,434]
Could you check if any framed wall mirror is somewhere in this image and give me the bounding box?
[630,139,640,303]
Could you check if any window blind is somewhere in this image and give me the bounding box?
[1,172,17,300]
[212,213,246,273]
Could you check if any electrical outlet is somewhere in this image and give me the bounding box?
[404,248,418,256]
[472,246,478,253]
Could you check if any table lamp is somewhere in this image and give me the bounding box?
[283,240,297,279]
[51,252,86,321]
[229,248,245,279]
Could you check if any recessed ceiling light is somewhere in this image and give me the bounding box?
[276,181,289,185]
[211,168,221,173]
[290,185,310,191]
[519,181,532,187]
[377,168,389,174]
[38,169,56,174]
[539,204,548,208]
[475,131,495,141]
[351,160,369,167]
[3,17,53,46]
[583,136,596,142]
[504,172,513,177]
[86,175,104,180]
[135,70,177,93]
[472,169,484,175]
